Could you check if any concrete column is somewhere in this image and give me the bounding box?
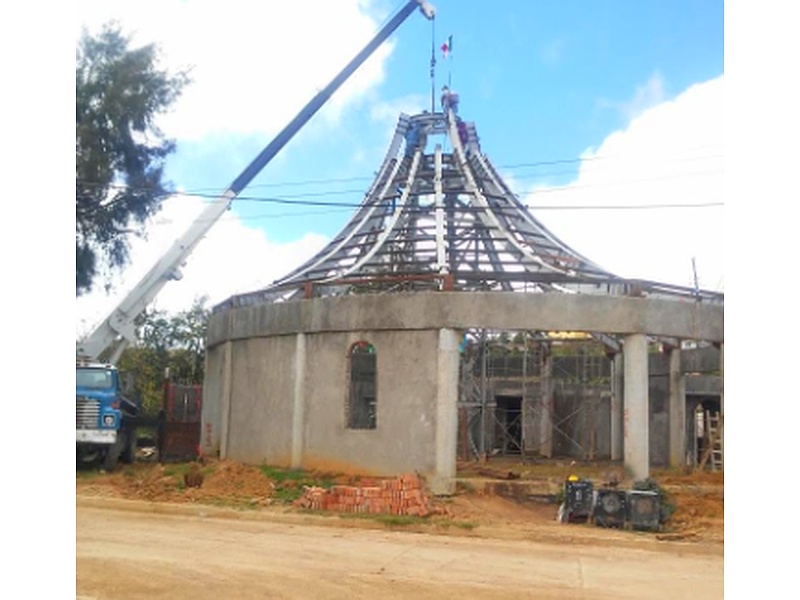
[291,333,307,469]
[719,343,724,470]
[219,341,233,460]
[668,347,687,468]
[200,349,217,456]
[623,334,649,480]
[539,351,554,458]
[479,330,488,457]
[610,353,624,461]
[433,328,460,495]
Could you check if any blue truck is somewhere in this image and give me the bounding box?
[76,360,139,470]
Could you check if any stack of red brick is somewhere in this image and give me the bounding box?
[294,473,434,517]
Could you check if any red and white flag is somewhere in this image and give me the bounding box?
[441,35,453,59]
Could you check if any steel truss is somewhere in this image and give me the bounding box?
[216,109,723,312]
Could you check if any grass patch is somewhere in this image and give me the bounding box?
[339,513,428,528]
[163,464,193,478]
[376,515,424,527]
[260,464,337,504]
[259,465,308,484]
[429,518,479,531]
[272,487,304,504]
[451,520,479,530]
[205,497,258,510]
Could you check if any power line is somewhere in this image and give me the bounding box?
[78,162,723,209]
[77,181,723,229]
[76,142,724,226]
[80,145,720,197]
[191,148,723,192]
[142,195,722,230]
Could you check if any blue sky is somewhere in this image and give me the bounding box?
[75,0,724,335]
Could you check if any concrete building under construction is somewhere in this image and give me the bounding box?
[201,100,723,494]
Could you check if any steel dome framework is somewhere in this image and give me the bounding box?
[218,107,722,310]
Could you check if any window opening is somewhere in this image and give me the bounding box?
[347,341,377,429]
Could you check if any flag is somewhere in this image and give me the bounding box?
[441,35,453,59]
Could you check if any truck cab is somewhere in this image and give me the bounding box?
[76,360,138,470]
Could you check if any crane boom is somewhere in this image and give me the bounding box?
[78,0,436,363]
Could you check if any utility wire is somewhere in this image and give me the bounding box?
[86,147,721,196]
[79,165,723,210]
[76,144,724,225]
[78,157,723,206]
[140,196,723,229]
[235,149,723,191]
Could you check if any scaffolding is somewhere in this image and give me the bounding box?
[457,330,613,462]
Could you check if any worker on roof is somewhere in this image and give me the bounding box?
[441,85,459,114]
[405,122,421,157]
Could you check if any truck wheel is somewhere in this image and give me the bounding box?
[102,447,119,471]
[77,448,101,467]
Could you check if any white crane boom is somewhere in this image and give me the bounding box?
[77,0,436,363]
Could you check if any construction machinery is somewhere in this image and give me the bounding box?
[76,358,139,470]
[76,0,436,467]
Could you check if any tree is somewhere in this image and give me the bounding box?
[76,23,189,295]
[117,297,210,414]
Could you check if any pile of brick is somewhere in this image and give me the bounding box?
[294,473,435,517]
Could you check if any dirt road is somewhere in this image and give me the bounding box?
[77,499,723,600]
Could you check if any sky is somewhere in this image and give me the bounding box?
[75,0,725,338]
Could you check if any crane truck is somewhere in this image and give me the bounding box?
[75,0,436,470]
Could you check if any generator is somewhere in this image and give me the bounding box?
[563,478,594,523]
[593,489,628,528]
[627,490,661,531]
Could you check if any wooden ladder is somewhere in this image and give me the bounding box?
[699,410,723,471]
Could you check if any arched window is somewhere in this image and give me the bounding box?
[347,341,376,429]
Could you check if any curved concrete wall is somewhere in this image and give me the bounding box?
[207,292,723,349]
[203,327,459,492]
[203,291,722,492]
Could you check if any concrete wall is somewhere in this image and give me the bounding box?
[204,292,723,490]
[649,345,721,376]
[207,292,724,346]
[205,328,453,486]
[299,329,441,476]
[648,349,722,467]
[201,342,226,457]
[648,377,669,468]
[552,386,611,460]
[227,336,298,464]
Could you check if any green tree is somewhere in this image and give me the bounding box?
[76,23,190,295]
[117,297,210,414]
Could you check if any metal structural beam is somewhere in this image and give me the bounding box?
[219,108,723,312]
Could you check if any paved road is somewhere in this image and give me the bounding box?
[77,501,723,600]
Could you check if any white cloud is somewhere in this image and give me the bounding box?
[76,196,327,339]
[76,0,394,141]
[369,93,429,125]
[600,72,667,122]
[525,75,724,292]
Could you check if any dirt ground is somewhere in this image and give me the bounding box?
[76,457,723,599]
[76,501,724,600]
[75,456,724,546]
